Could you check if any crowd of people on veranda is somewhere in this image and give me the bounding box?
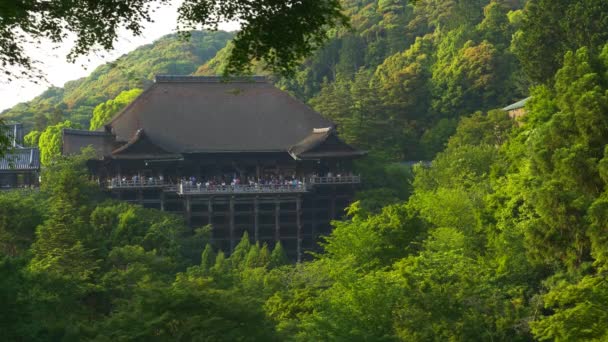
[109,171,355,190]
[180,174,306,191]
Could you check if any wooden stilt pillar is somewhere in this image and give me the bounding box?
[184,196,192,226]
[229,196,235,252]
[185,196,191,226]
[330,186,336,220]
[311,196,317,246]
[254,196,260,242]
[274,197,280,242]
[207,198,213,226]
[207,197,214,243]
[184,196,192,227]
[137,190,144,206]
[296,195,302,263]
[160,191,165,211]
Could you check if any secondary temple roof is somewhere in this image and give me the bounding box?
[111,129,181,160]
[0,148,40,172]
[63,76,363,160]
[288,127,366,159]
[502,97,530,111]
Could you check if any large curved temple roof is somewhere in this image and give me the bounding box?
[63,76,362,160]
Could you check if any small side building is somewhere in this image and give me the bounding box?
[0,123,40,188]
[503,97,530,119]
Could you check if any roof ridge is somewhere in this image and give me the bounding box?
[9,147,37,151]
[63,128,112,136]
[154,75,268,83]
[503,97,531,111]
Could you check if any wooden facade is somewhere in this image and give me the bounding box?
[63,76,364,259]
[107,180,356,261]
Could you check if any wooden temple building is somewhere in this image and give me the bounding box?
[62,76,365,260]
[0,123,40,189]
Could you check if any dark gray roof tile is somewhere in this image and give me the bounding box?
[0,148,40,171]
[108,76,334,153]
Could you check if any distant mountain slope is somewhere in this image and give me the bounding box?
[1,31,233,130]
[195,0,414,97]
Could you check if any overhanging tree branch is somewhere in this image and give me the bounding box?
[0,0,348,81]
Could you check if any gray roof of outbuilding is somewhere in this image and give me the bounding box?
[0,148,40,171]
[106,76,335,153]
[503,97,531,111]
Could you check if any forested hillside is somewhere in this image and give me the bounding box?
[1,31,232,130]
[3,0,608,340]
[198,0,528,160]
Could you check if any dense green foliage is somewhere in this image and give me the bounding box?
[0,119,11,158]
[37,120,77,166]
[3,0,608,340]
[512,0,608,83]
[0,152,284,340]
[1,31,232,130]
[89,88,143,130]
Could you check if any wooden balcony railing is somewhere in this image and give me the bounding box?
[308,175,361,185]
[107,179,169,189]
[105,175,361,193]
[178,183,309,195]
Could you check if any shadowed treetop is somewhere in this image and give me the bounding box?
[0,0,348,81]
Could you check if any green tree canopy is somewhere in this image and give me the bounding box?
[89,88,142,130]
[37,120,75,166]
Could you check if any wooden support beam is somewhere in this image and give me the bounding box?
[274,197,280,242]
[330,185,336,220]
[137,190,144,206]
[185,196,192,226]
[296,195,302,263]
[207,198,213,226]
[254,196,260,242]
[311,196,317,246]
[160,192,165,211]
[229,196,235,252]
